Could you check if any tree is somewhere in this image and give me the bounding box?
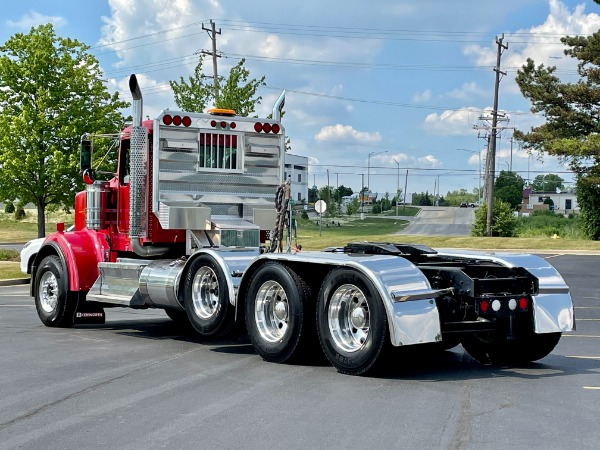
[530,174,564,192]
[170,58,265,116]
[514,0,600,239]
[308,186,318,203]
[494,171,525,209]
[472,201,517,237]
[0,24,127,237]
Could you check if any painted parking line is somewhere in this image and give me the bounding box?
[0,305,34,307]
[563,334,600,338]
[566,356,600,360]
[575,318,600,321]
[575,306,600,309]
[583,387,600,390]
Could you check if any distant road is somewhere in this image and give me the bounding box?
[396,205,476,236]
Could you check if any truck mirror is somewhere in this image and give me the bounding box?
[80,139,92,172]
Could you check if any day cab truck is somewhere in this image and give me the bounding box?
[30,75,574,375]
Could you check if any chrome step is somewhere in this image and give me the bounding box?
[87,260,150,307]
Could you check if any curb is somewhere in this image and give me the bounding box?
[0,278,30,287]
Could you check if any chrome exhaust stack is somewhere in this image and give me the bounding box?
[128,74,168,257]
[272,90,285,122]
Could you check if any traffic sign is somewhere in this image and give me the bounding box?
[315,200,327,214]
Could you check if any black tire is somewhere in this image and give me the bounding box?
[462,331,562,365]
[316,268,388,375]
[245,262,313,364]
[34,255,76,328]
[165,308,190,324]
[183,255,235,337]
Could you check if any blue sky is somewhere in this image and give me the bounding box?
[2,0,599,198]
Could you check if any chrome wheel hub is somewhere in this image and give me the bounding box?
[255,281,288,343]
[191,267,220,320]
[328,284,370,353]
[39,271,59,314]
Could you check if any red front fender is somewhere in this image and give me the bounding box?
[32,229,109,292]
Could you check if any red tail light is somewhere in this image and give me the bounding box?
[518,297,528,310]
[271,123,280,134]
[263,123,272,133]
[182,116,192,127]
[173,115,182,126]
[480,300,490,313]
[230,122,236,129]
[163,115,173,125]
[254,122,263,132]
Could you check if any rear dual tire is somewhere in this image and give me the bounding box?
[317,268,387,376]
[245,262,314,364]
[183,255,235,337]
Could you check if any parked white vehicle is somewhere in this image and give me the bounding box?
[20,226,74,274]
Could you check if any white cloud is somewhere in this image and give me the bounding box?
[380,153,441,169]
[446,82,487,100]
[7,11,67,29]
[463,0,600,93]
[423,107,481,136]
[413,89,431,102]
[315,124,382,144]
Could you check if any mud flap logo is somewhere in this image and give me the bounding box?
[75,311,105,324]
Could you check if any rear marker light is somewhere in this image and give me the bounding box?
[263,123,272,133]
[163,115,173,125]
[182,116,192,127]
[272,123,280,134]
[519,297,528,310]
[173,115,182,126]
[254,122,263,132]
[220,121,227,128]
[480,300,489,313]
[210,120,217,127]
[230,122,236,129]
[508,299,517,310]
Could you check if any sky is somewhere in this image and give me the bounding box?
[2,0,600,199]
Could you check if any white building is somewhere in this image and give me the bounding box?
[522,188,579,215]
[284,153,308,204]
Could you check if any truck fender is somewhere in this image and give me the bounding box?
[179,248,259,312]
[236,252,443,346]
[30,230,108,297]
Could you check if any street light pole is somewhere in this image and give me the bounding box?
[393,158,400,216]
[367,150,388,193]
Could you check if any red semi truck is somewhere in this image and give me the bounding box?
[31,75,574,375]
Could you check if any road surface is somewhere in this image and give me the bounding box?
[397,205,476,236]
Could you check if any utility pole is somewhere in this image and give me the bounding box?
[403,170,408,211]
[201,20,222,100]
[486,34,508,236]
[509,136,513,172]
[480,34,508,236]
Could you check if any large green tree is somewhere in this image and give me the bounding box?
[530,173,565,192]
[0,24,127,237]
[515,0,600,239]
[494,171,525,209]
[170,58,265,116]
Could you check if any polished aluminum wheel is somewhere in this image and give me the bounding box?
[254,280,288,343]
[327,284,370,353]
[191,266,220,320]
[39,271,59,314]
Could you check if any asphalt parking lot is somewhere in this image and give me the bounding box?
[0,254,598,449]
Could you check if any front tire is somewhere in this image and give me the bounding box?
[245,262,312,364]
[183,255,234,336]
[34,255,76,328]
[317,268,388,375]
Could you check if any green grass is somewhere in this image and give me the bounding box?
[1,210,599,280]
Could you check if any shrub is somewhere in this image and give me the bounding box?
[4,202,15,214]
[14,205,26,220]
[471,200,517,237]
